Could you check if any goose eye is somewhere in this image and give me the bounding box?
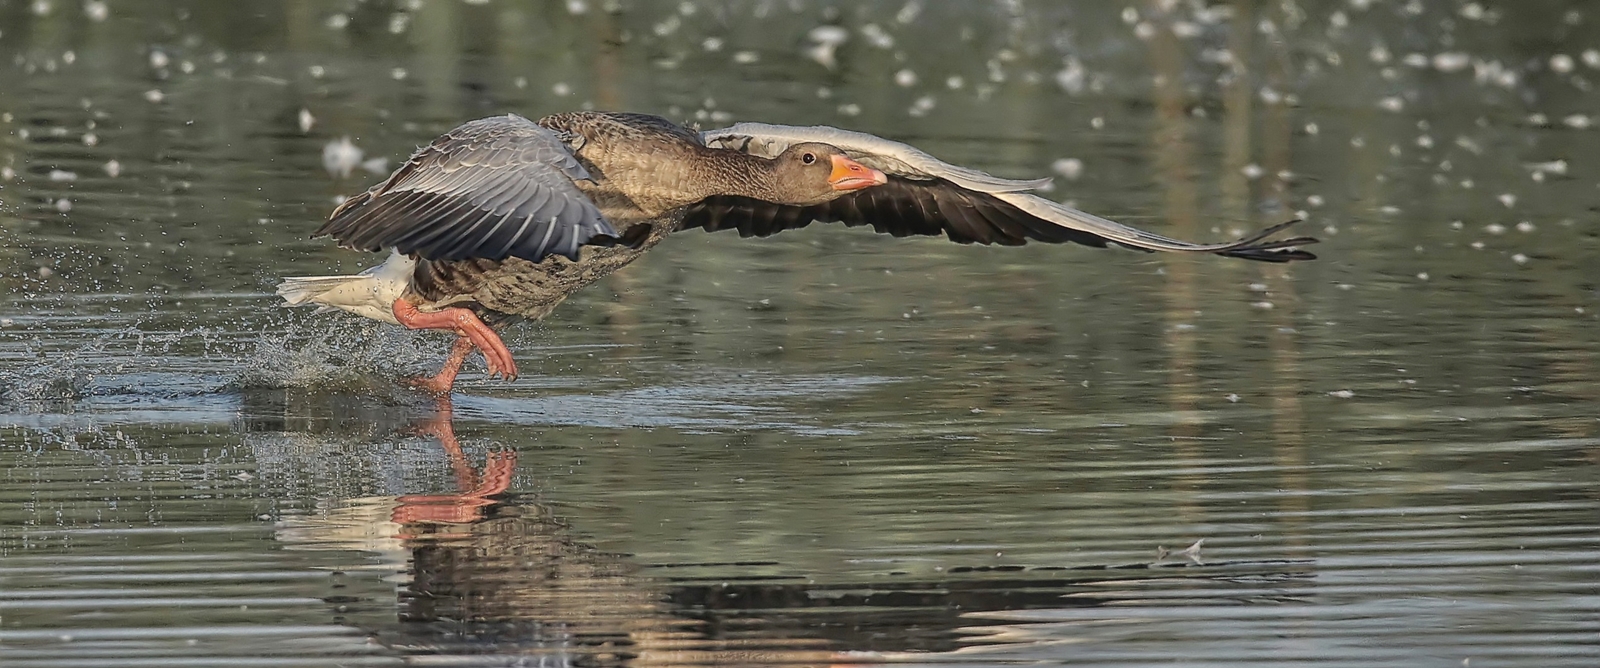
[801,152,816,165]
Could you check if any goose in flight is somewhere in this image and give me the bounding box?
[278,112,1316,395]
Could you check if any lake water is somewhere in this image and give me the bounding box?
[2,1,1597,666]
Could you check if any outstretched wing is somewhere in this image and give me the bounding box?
[314,114,618,263]
[691,122,1316,262]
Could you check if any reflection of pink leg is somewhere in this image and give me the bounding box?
[391,298,518,389]
[393,397,516,527]
[408,337,473,396]
[416,397,474,491]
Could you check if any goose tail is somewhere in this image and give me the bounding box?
[275,250,416,325]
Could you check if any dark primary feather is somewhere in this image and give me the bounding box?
[683,176,1317,262]
[313,114,619,263]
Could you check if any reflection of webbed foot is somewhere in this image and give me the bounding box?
[392,398,517,528]
[469,449,516,498]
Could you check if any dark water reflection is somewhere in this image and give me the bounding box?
[3,0,1599,666]
[261,395,1322,667]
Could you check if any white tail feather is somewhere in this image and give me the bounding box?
[276,250,415,325]
[276,275,364,304]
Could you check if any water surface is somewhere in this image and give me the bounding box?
[2,1,1598,666]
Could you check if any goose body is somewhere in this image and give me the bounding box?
[279,111,1316,394]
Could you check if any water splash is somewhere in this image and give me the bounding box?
[234,318,436,393]
[0,316,443,416]
[0,330,126,406]
[0,349,93,405]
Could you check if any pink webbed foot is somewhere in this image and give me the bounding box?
[391,299,520,395]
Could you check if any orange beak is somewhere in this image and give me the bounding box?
[828,155,888,191]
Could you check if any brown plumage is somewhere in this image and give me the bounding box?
[280,111,1316,394]
[315,113,877,322]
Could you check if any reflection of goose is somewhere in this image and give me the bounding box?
[278,112,1317,395]
[390,508,1316,665]
[256,397,1316,665]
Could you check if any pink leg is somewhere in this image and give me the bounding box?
[391,299,519,388]
[407,337,473,396]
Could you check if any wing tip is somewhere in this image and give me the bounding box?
[1217,219,1320,263]
[1220,247,1320,262]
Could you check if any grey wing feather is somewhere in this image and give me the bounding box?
[314,114,617,263]
[696,122,1317,261]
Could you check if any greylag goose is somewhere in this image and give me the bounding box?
[278,111,1315,395]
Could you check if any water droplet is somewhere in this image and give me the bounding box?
[322,137,363,178]
[860,23,894,49]
[1433,52,1470,72]
[1051,158,1083,180]
[1055,58,1085,94]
